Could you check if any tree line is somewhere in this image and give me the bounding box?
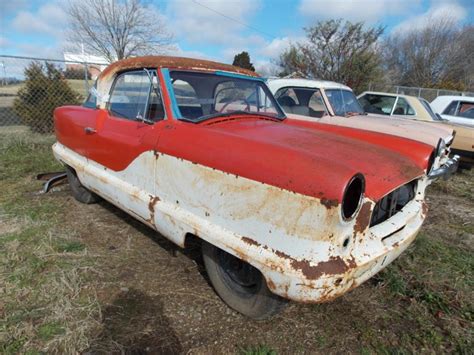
[275,18,474,93]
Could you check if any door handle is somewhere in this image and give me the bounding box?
[84,127,96,134]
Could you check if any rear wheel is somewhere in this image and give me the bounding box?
[66,166,100,204]
[202,241,287,319]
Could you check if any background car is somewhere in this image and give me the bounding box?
[267,79,459,177]
[431,95,474,127]
[358,91,474,167]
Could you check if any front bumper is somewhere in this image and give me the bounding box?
[262,199,425,303]
[428,155,459,180]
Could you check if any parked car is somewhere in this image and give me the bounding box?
[54,56,439,319]
[267,79,459,176]
[431,95,474,127]
[358,91,474,166]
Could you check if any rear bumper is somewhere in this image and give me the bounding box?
[428,155,460,179]
[451,149,474,166]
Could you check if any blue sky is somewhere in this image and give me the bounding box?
[1,0,473,74]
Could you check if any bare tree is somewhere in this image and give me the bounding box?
[383,17,473,90]
[67,0,174,62]
[278,19,384,93]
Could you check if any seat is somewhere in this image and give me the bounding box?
[393,107,405,115]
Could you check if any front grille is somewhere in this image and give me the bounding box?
[370,180,417,227]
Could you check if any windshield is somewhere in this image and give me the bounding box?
[169,71,285,122]
[325,89,364,116]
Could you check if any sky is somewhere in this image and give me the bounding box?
[1,0,473,75]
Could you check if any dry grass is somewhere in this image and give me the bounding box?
[0,128,473,353]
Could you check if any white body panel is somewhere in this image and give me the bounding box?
[53,142,427,303]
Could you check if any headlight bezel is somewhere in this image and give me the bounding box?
[342,173,365,221]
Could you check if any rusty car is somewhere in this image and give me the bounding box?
[54,56,438,319]
[268,79,460,177]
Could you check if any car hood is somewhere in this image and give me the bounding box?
[307,113,453,147]
[158,116,428,202]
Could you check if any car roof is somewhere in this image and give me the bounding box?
[99,55,260,81]
[267,78,351,91]
[431,95,474,104]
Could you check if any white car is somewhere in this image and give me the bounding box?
[431,95,474,127]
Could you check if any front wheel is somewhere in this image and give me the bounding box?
[202,241,287,319]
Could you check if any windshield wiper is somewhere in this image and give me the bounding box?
[194,110,281,123]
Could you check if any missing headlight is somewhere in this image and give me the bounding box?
[342,174,365,220]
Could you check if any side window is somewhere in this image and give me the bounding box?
[83,81,97,109]
[393,97,415,115]
[457,102,474,117]
[359,94,395,115]
[146,74,165,122]
[443,101,459,116]
[108,71,151,120]
[275,88,299,108]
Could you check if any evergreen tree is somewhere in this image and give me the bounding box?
[232,51,255,71]
[14,62,81,133]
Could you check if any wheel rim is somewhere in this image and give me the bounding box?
[217,249,260,296]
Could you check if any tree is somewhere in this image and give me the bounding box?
[232,51,255,71]
[278,19,384,93]
[64,66,91,80]
[67,0,173,62]
[383,18,474,90]
[14,62,81,134]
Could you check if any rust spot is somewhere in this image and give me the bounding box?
[99,55,260,81]
[422,201,428,216]
[241,237,261,247]
[147,195,160,224]
[290,256,356,280]
[320,198,339,209]
[266,278,277,291]
[272,247,357,281]
[354,201,372,233]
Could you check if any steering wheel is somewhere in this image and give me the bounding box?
[218,98,251,113]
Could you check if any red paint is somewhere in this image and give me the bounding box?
[54,58,433,203]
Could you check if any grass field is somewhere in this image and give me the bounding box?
[0,128,473,353]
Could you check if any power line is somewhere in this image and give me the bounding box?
[191,0,276,40]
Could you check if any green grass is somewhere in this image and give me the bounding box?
[0,128,100,353]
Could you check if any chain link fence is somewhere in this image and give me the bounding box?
[2,54,473,136]
[0,55,106,134]
[367,83,474,102]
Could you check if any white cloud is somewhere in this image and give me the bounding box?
[392,2,467,34]
[166,0,265,46]
[0,36,10,49]
[168,44,212,60]
[298,0,422,22]
[12,2,67,37]
[254,59,280,77]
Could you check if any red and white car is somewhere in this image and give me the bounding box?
[54,56,436,319]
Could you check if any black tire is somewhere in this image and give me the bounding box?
[66,166,100,204]
[202,241,287,319]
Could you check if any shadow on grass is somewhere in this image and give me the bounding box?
[89,289,183,354]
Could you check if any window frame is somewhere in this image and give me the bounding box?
[391,96,416,116]
[107,69,166,123]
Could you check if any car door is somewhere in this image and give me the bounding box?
[85,69,167,221]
